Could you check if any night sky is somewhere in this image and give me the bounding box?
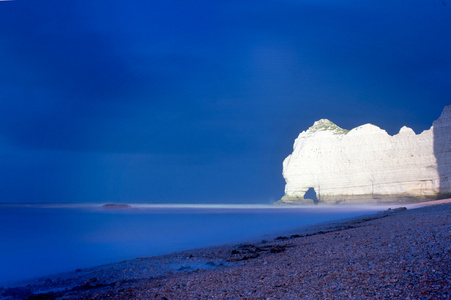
[0,0,450,204]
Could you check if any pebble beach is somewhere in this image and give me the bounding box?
[2,200,450,300]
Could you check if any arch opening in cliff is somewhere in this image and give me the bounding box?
[304,187,318,204]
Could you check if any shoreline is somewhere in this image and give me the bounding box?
[0,203,390,287]
[2,199,450,299]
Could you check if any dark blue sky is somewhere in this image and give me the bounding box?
[0,0,450,203]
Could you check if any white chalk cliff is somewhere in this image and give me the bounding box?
[279,105,451,204]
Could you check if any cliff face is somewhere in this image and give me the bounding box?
[279,105,451,204]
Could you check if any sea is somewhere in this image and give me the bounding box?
[0,203,388,286]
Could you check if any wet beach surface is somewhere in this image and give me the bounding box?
[1,202,450,299]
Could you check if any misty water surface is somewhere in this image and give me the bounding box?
[0,204,386,285]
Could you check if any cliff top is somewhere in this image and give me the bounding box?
[308,119,349,135]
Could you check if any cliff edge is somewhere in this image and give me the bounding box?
[278,105,451,205]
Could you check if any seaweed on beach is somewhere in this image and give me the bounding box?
[228,243,294,261]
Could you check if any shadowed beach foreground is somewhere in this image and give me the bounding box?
[2,202,450,299]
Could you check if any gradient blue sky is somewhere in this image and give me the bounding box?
[0,0,450,203]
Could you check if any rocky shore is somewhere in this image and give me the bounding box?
[2,201,450,299]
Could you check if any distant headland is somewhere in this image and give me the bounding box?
[277,105,451,205]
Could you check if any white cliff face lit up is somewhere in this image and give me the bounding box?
[278,105,451,204]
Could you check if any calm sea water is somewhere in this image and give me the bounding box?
[0,203,385,285]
